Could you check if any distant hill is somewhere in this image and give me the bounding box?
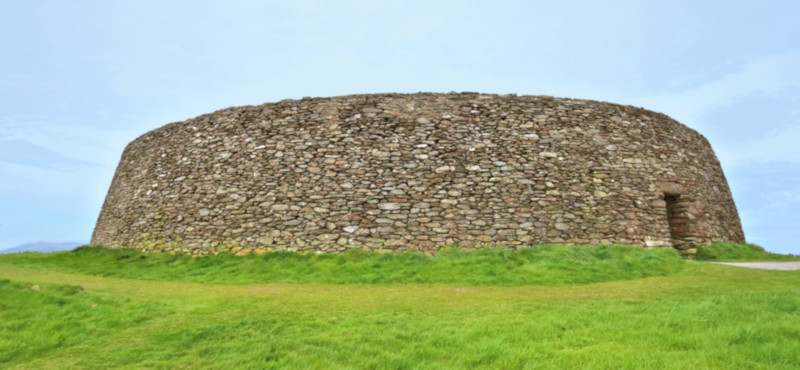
[0,242,87,254]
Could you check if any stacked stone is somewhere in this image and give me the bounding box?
[91,93,745,256]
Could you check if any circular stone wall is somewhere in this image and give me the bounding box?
[91,93,745,256]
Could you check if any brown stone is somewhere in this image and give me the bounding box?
[91,93,745,255]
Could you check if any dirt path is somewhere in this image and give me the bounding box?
[709,262,800,271]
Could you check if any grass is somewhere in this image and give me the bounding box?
[0,244,685,286]
[695,242,800,262]
[0,244,798,368]
[0,279,167,366]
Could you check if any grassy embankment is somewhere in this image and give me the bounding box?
[1,243,798,368]
[1,244,684,285]
[694,242,800,262]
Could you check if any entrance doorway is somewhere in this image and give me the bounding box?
[664,194,692,249]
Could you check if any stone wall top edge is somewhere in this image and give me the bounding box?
[123,92,705,149]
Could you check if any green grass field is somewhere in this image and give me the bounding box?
[693,242,800,262]
[1,244,798,368]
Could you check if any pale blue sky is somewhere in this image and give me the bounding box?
[1,0,798,254]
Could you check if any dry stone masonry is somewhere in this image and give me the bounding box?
[91,93,745,257]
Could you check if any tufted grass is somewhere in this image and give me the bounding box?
[0,259,799,368]
[0,244,685,286]
[695,242,800,262]
[0,279,168,366]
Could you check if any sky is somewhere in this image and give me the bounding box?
[1,0,798,254]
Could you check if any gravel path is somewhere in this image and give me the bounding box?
[708,262,800,271]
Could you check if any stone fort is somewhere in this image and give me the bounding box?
[91,93,745,257]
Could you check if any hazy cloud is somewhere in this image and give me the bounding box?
[718,124,800,167]
[0,139,99,170]
[631,52,800,125]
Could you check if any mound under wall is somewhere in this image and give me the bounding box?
[91,93,745,256]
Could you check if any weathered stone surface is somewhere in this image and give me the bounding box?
[378,203,402,210]
[658,182,685,196]
[91,92,745,256]
[434,165,454,173]
[555,223,570,231]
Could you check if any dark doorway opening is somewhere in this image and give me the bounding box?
[664,194,691,249]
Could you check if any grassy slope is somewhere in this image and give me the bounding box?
[0,245,684,286]
[0,280,167,366]
[695,242,800,262]
[1,246,799,368]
